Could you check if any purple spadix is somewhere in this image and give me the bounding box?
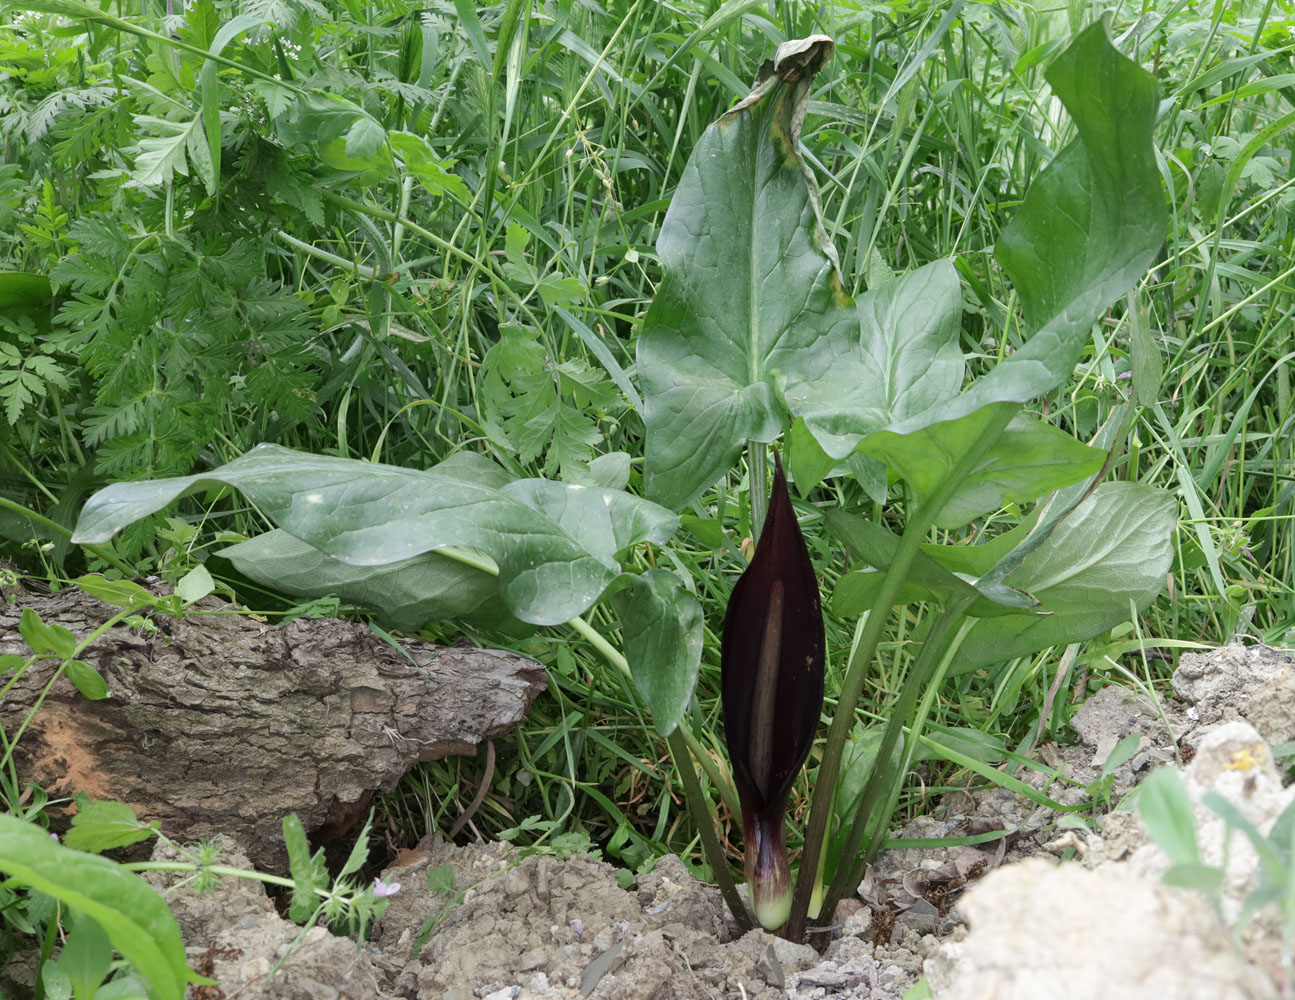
[721,453,825,930]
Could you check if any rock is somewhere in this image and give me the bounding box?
[141,835,275,946]
[139,835,386,999]
[1173,643,1295,746]
[1070,682,1170,768]
[923,857,1263,1000]
[1129,720,1295,980]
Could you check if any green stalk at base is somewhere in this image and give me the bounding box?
[745,806,792,930]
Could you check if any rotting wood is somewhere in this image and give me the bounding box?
[0,578,545,869]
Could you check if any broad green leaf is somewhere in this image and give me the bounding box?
[611,570,703,737]
[859,407,1107,528]
[283,813,328,923]
[585,452,632,491]
[0,814,199,999]
[65,660,110,700]
[19,608,77,659]
[956,482,1176,670]
[42,964,72,1000]
[936,21,1168,425]
[219,530,507,631]
[799,22,1165,490]
[74,445,677,626]
[64,795,156,853]
[784,259,965,467]
[825,509,1036,617]
[344,116,385,159]
[0,271,52,327]
[175,564,214,605]
[830,570,933,618]
[389,131,470,200]
[638,37,851,509]
[499,479,677,568]
[272,92,366,151]
[967,404,1131,591]
[641,25,1163,511]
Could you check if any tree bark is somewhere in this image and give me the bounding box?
[0,578,545,869]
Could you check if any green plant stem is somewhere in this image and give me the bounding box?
[127,861,297,889]
[665,727,754,932]
[849,611,976,886]
[811,604,967,922]
[748,440,768,538]
[567,615,750,926]
[319,191,504,298]
[34,900,60,1000]
[430,548,740,815]
[784,404,1015,939]
[275,231,381,281]
[0,497,136,577]
[564,615,740,818]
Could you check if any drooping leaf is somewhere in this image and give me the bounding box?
[611,569,703,737]
[73,445,678,626]
[955,482,1176,670]
[70,576,161,611]
[638,36,851,509]
[219,530,510,631]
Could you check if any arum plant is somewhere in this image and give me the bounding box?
[73,19,1176,944]
[722,453,824,930]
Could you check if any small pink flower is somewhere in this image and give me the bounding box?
[372,877,401,898]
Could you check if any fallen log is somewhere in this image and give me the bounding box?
[0,577,545,869]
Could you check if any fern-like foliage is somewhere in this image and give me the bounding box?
[51,211,324,477]
[26,86,119,143]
